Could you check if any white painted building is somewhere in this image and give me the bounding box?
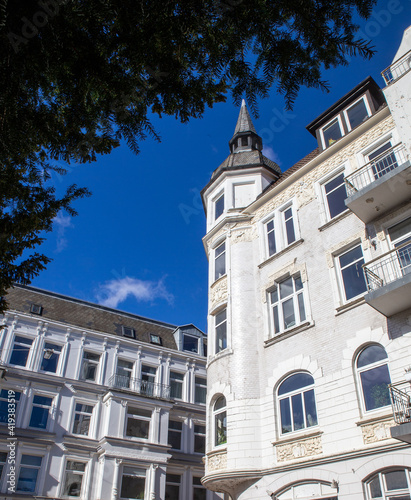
[201,26,411,500]
[0,284,221,500]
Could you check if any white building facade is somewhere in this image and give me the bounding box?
[0,284,220,500]
[201,26,411,500]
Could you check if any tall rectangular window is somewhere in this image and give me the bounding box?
[345,97,370,130]
[337,244,367,301]
[72,403,94,436]
[321,117,343,148]
[140,365,156,396]
[214,242,226,281]
[269,274,306,334]
[17,455,42,493]
[323,172,347,220]
[80,352,100,382]
[29,395,52,429]
[168,420,183,450]
[170,371,184,400]
[0,452,7,480]
[195,377,207,404]
[215,193,224,220]
[194,424,206,454]
[126,407,151,439]
[183,334,198,353]
[116,359,134,389]
[193,476,207,500]
[62,461,86,497]
[215,309,227,353]
[120,467,146,500]
[282,207,296,245]
[40,342,62,373]
[9,336,33,366]
[266,218,276,256]
[165,474,181,500]
[0,389,21,424]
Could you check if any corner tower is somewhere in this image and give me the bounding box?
[201,103,282,499]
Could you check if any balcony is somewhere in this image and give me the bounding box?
[362,241,411,316]
[345,143,411,223]
[389,381,411,444]
[382,49,411,85]
[108,374,171,400]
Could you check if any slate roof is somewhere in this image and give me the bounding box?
[233,99,257,135]
[5,285,179,350]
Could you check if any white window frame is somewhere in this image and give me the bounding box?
[213,396,227,448]
[277,373,318,435]
[193,476,207,498]
[0,388,21,426]
[115,358,135,389]
[214,241,226,282]
[28,394,53,431]
[261,200,299,261]
[170,371,184,400]
[320,114,345,149]
[194,376,207,405]
[317,164,349,224]
[214,308,227,355]
[343,95,372,132]
[365,468,411,499]
[120,465,147,500]
[268,273,307,335]
[79,350,101,383]
[335,242,368,304]
[193,423,206,454]
[165,473,181,500]
[356,344,392,414]
[60,459,88,499]
[357,130,400,168]
[168,419,184,450]
[213,190,225,221]
[125,406,152,440]
[16,453,43,495]
[8,335,34,368]
[71,401,94,437]
[39,341,63,375]
[182,334,199,353]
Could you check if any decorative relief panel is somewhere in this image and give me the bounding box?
[207,451,227,472]
[210,276,228,309]
[361,419,395,444]
[276,435,322,463]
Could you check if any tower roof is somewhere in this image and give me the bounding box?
[233,99,257,136]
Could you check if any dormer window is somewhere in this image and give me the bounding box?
[321,117,343,148]
[344,97,371,131]
[122,326,135,339]
[241,136,248,147]
[30,303,42,315]
[150,333,162,345]
[215,193,224,221]
[183,334,198,353]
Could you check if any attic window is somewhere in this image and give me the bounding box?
[30,304,43,315]
[183,334,198,353]
[150,334,162,345]
[344,97,371,131]
[321,117,343,148]
[241,136,248,146]
[122,326,135,339]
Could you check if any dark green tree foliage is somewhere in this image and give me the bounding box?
[0,0,376,312]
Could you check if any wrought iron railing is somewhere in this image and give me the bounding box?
[382,49,411,85]
[363,241,411,291]
[108,374,171,400]
[345,143,408,196]
[389,382,411,424]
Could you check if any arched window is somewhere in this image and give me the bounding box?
[365,468,411,499]
[213,396,227,446]
[275,481,338,500]
[356,344,391,412]
[278,373,318,434]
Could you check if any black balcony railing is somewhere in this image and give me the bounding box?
[363,241,411,291]
[108,374,171,400]
[389,382,411,424]
[382,49,411,85]
[344,143,408,196]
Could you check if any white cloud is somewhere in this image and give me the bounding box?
[53,212,73,253]
[96,276,174,309]
[263,146,282,165]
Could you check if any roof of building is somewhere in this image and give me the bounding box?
[233,99,257,135]
[5,284,180,350]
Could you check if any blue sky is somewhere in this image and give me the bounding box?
[31,2,411,332]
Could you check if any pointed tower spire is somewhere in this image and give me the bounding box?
[229,100,262,153]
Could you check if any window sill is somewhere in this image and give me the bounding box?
[318,209,352,231]
[207,348,233,368]
[356,409,393,426]
[272,427,322,446]
[335,295,366,316]
[264,321,315,347]
[258,239,304,269]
